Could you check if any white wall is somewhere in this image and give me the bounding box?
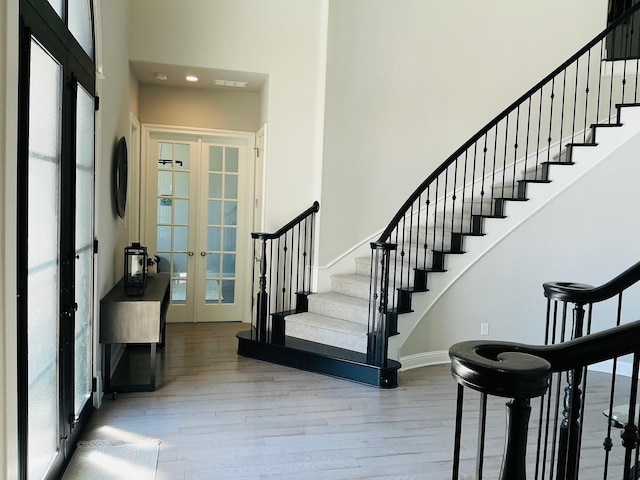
[401,127,640,358]
[319,0,609,264]
[138,84,261,132]
[1,0,18,476]
[96,0,135,295]
[129,0,328,232]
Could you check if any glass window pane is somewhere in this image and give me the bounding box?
[173,226,188,251]
[74,85,94,418]
[224,175,238,200]
[223,201,237,226]
[226,147,239,172]
[157,226,171,251]
[27,39,61,480]
[172,279,186,304]
[172,253,188,278]
[223,228,236,252]
[174,171,189,197]
[47,0,63,17]
[175,143,190,169]
[205,279,221,303]
[157,198,172,224]
[68,0,94,58]
[159,143,173,168]
[174,199,189,224]
[207,227,221,252]
[207,253,221,277]
[222,254,236,278]
[208,173,222,198]
[158,171,172,196]
[221,280,235,304]
[208,200,222,225]
[209,146,223,171]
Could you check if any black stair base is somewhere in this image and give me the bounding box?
[236,330,401,388]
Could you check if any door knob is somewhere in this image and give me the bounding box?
[200,251,207,257]
[188,251,194,256]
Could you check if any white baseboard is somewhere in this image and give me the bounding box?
[399,350,450,371]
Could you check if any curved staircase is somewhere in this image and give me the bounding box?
[238,3,640,388]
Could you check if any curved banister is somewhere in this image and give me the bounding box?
[378,2,640,243]
[252,201,320,240]
[450,317,640,393]
[543,260,640,304]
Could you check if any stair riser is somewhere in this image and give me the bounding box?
[331,276,370,301]
[307,296,369,325]
[285,323,368,354]
[354,259,419,287]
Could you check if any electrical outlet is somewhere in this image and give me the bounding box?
[480,323,489,336]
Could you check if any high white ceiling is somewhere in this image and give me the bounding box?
[130,61,267,93]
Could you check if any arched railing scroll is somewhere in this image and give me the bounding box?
[450,260,640,479]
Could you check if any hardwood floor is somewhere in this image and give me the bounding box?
[79,322,634,479]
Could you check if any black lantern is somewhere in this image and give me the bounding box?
[124,242,148,296]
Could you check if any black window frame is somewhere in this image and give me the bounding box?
[17,1,96,479]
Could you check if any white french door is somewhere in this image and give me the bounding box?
[144,127,253,323]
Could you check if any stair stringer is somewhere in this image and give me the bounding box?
[389,105,640,366]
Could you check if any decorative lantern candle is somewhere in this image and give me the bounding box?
[124,242,148,296]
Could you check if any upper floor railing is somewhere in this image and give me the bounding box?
[368,2,640,369]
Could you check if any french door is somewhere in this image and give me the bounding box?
[144,128,253,323]
[18,1,96,479]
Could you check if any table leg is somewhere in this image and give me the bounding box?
[150,342,157,390]
[104,343,112,393]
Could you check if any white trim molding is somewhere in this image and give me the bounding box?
[399,350,450,371]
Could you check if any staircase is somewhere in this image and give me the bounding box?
[237,3,640,388]
[282,120,614,358]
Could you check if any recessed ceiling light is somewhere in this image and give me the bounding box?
[213,79,248,88]
[154,72,168,81]
[186,75,199,82]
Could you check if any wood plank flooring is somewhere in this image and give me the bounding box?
[79,322,635,479]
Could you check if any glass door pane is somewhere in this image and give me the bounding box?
[205,146,238,305]
[27,38,62,480]
[74,84,94,419]
[153,140,195,322]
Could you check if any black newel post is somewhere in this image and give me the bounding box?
[255,236,269,342]
[367,242,396,366]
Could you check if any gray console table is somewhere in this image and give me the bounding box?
[100,273,170,392]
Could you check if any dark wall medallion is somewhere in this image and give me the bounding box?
[113,136,128,219]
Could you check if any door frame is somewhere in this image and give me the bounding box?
[140,124,259,323]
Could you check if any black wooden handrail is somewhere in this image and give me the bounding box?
[451,257,640,479]
[252,201,319,240]
[450,318,640,480]
[543,260,640,304]
[250,201,319,342]
[451,318,640,388]
[377,2,640,244]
